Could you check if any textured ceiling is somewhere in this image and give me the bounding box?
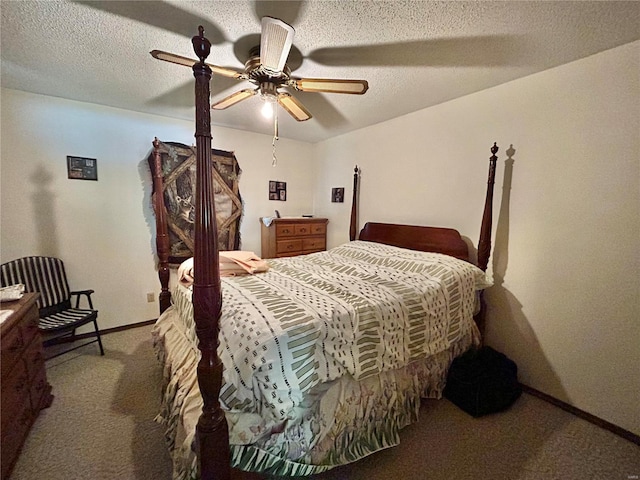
[1,1,639,143]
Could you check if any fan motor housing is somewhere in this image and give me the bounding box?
[245,48,291,86]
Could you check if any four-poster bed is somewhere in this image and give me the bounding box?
[151,27,498,480]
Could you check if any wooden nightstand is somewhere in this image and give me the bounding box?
[260,217,328,258]
[1,293,53,480]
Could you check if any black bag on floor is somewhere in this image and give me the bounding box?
[444,346,522,417]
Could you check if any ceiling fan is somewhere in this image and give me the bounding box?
[151,16,369,122]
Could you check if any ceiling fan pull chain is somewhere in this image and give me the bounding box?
[272,106,279,167]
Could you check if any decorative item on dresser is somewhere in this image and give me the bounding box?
[260,217,328,258]
[1,293,53,480]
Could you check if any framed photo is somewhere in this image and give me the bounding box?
[331,187,344,203]
[269,180,286,201]
[67,156,98,181]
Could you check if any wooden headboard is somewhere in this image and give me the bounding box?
[359,222,470,261]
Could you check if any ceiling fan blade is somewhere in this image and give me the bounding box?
[278,92,312,121]
[290,78,369,95]
[150,50,194,68]
[260,17,295,73]
[212,89,257,110]
[150,50,246,79]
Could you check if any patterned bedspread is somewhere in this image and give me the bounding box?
[153,241,489,477]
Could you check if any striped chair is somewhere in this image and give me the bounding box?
[1,256,104,359]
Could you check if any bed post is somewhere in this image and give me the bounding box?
[152,138,172,313]
[191,26,230,480]
[475,142,498,337]
[477,143,498,272]
[349,165,360,241]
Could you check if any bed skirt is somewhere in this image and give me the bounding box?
[152,306,479,478]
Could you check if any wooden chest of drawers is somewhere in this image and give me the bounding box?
[1,293,53,480]
[261,218,329,258]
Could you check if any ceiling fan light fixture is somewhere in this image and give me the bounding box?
[259,82,278,118]
[261,96,276,119]
[260,17,295,72]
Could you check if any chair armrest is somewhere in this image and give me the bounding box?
[70,289,95,309]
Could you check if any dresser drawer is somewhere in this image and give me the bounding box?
[276,239,303,254]
[0,398,33,480]
[309,223,326,236]
[1,326,24,380]
[294,224,313,235]
[24,335,46,383]
[302,237,326,251]
[262,218,329,259]
[276,224,296,237]
[295,223,326,236]
[1,359,30,433]
[1,293,50,480]
[1,303,38,380]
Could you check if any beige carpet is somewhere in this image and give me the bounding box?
[10,324,640,480]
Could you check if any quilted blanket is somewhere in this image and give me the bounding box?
[153,240,489,477]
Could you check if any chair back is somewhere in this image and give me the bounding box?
[1,256,72,315]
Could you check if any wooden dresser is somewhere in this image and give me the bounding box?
[1,293,53,480]
[261,217,329,258]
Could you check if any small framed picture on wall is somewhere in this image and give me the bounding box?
[269,180,287,201]
[67,156,98,181]
[331,187,344,203]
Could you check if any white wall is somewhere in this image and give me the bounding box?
[313,41,640,436]
[0,89,314,329]
[2,41,637,437]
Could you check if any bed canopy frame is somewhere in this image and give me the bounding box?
[150,26,498,480]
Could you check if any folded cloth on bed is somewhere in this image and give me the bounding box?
[178,252,269,286]
[221,250,269,274]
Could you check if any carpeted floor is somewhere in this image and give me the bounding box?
[11,324,172,480]
[9,324,640,480]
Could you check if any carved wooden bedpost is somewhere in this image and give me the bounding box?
[477,143,498,272]
[191,26,230,480]
[152,138,171,314]
[349,166,360,241]
[475,142,498,337]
